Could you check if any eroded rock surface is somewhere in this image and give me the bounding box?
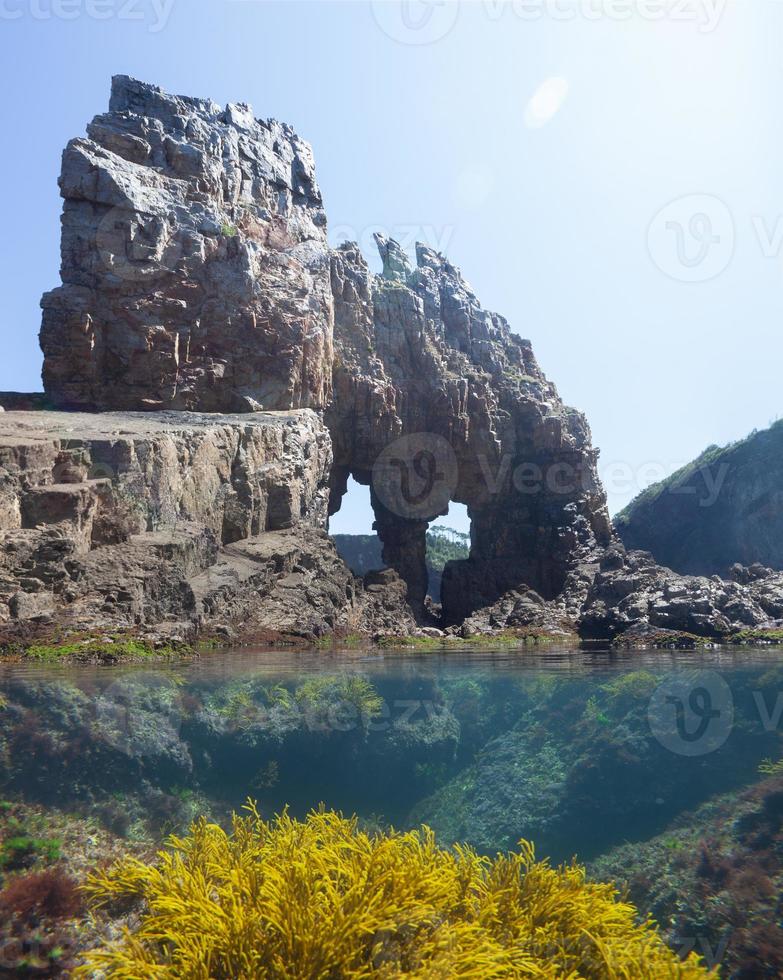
[41,76,332,414]
[0,410,415,643]
[28,76,783,644]
[462,543,783,643]
[327,237,612,619]
[38,77,614,627]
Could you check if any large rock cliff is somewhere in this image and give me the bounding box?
[14,76,781,646]
[328,238,612,619]
[0,410,414,643]
[37,76,613,627]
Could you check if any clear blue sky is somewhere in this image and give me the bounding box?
[2,1,781,535]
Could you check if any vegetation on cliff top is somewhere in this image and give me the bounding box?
[615,418,783,524]
[78,805,713,978]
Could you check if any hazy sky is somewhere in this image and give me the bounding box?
[1,0,781,535]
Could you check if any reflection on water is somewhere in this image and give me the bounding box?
[1,645,783,973]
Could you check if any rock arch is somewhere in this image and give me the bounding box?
[326,236,612,620]
[40,77,612,627]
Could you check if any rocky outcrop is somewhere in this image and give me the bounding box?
[39,77,613,627]
[461,542,783,643]
[327,237,612,619]
[0,410,415,643]
[29,77,783,644]
[616,421,783,576]
[580,547,783,641]
[41,76,332,414]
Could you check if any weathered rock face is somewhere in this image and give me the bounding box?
[580,547,783,641]
[34,77,783,644]
[39,77,613,626]
[327,237,612,619]
[41,76,332,414]
[616,421,783,577]
[0,410,416,642]
[454,542,783,643]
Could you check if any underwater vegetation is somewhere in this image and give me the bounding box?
[590,772,783,979]
[758,756,783,777]
[78,805,713,978]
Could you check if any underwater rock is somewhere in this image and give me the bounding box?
[590,772,783,978]
[412,668,779,863]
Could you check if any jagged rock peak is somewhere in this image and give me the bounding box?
[328,230,612,618]
[374,233,412,282]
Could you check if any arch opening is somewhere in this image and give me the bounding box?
[329,475,387,578]
[426,505,471,605]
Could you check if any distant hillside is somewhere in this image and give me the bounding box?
[333,527,469,602]
[615,420,783,576]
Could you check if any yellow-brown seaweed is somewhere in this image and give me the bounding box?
[77,804,714,978]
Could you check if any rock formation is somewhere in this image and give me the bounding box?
[6,75,779,646]
[0,410,414,642]
[616,421,783,577]
[37,76,613,628]
[327,237,612,619]
[41,76,332,414]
